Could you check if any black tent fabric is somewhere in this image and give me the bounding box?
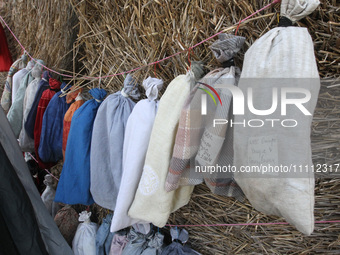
[0,143,48,255]
[0,108,73,255]
[0,212,20,255]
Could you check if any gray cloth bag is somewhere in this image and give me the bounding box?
[90,74,140,210]
[7,60,40,138]
[161,228,196,255]
[141,232,164,255]
[234,0,320,235]
[0,108,73,254]
[121,227,150,255]
[19,62,44,151]
[96,213,115,255]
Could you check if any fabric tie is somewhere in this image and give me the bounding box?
[122,74,140,100]
[49,78,61,90]
[142,76,163,101]
[210,33,245,63]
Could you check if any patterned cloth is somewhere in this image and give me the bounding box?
[54,205,79,246]
[1,54,27,113]
[165,34,245,201]
[34,78,61,169]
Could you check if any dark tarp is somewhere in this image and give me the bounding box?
[0,108,73,255]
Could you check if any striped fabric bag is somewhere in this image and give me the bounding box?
[234,0,320,235]
[165,34,245,200]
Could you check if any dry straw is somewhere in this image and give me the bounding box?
[1,0,339,254]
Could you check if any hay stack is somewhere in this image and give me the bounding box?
[69,1,339,254]
[0,0,77,72]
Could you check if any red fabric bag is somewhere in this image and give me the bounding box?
[0,24,13,72]
[34,78,61,169]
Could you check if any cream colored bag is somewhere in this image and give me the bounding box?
[234,0,320,235]
[128,71,201,228]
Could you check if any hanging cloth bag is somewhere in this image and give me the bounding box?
[7,60,42,138]
[90,74,140,210]
[141,232,164,255]
[24,71,51,139]
[54,205,79,246]
[165,34,245,200]
[109,234,128,255]
[110,76,163,233]
[121,227,150,255]
[41,174,61,218]
[62,87,84,160]
[34,77,61,169]
[72,211,98,255]
[96,213,114,255]
[0,24,13,72]
[1,54,27,113]
[38,82,71,162]
[160,228,197,255]
[11,59,33,104]
[128,65,204,228]
[55,88,107,205]
[234,0,320,235]
[19,62,44,152]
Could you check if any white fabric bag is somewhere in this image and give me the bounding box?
[19,62,44,152]
[128,68,203,228]
[234,0,320,235]
[41,174,61,218]
[72,211,98,255]
[110,77,163,233]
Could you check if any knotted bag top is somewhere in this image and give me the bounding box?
[280,0,320,23]
[89,88,107,103]
[78,211,92,223]
[49,78,61,90]
[209,33,245,64]
[142,76,163,101]
[31,60,45,79]
[121,74,141,100]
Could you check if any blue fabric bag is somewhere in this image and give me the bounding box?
[38,82,71,162]
[25,71,51,139]
[90,74,140,210]
[55,88,107,205]
[96,213,114,255]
